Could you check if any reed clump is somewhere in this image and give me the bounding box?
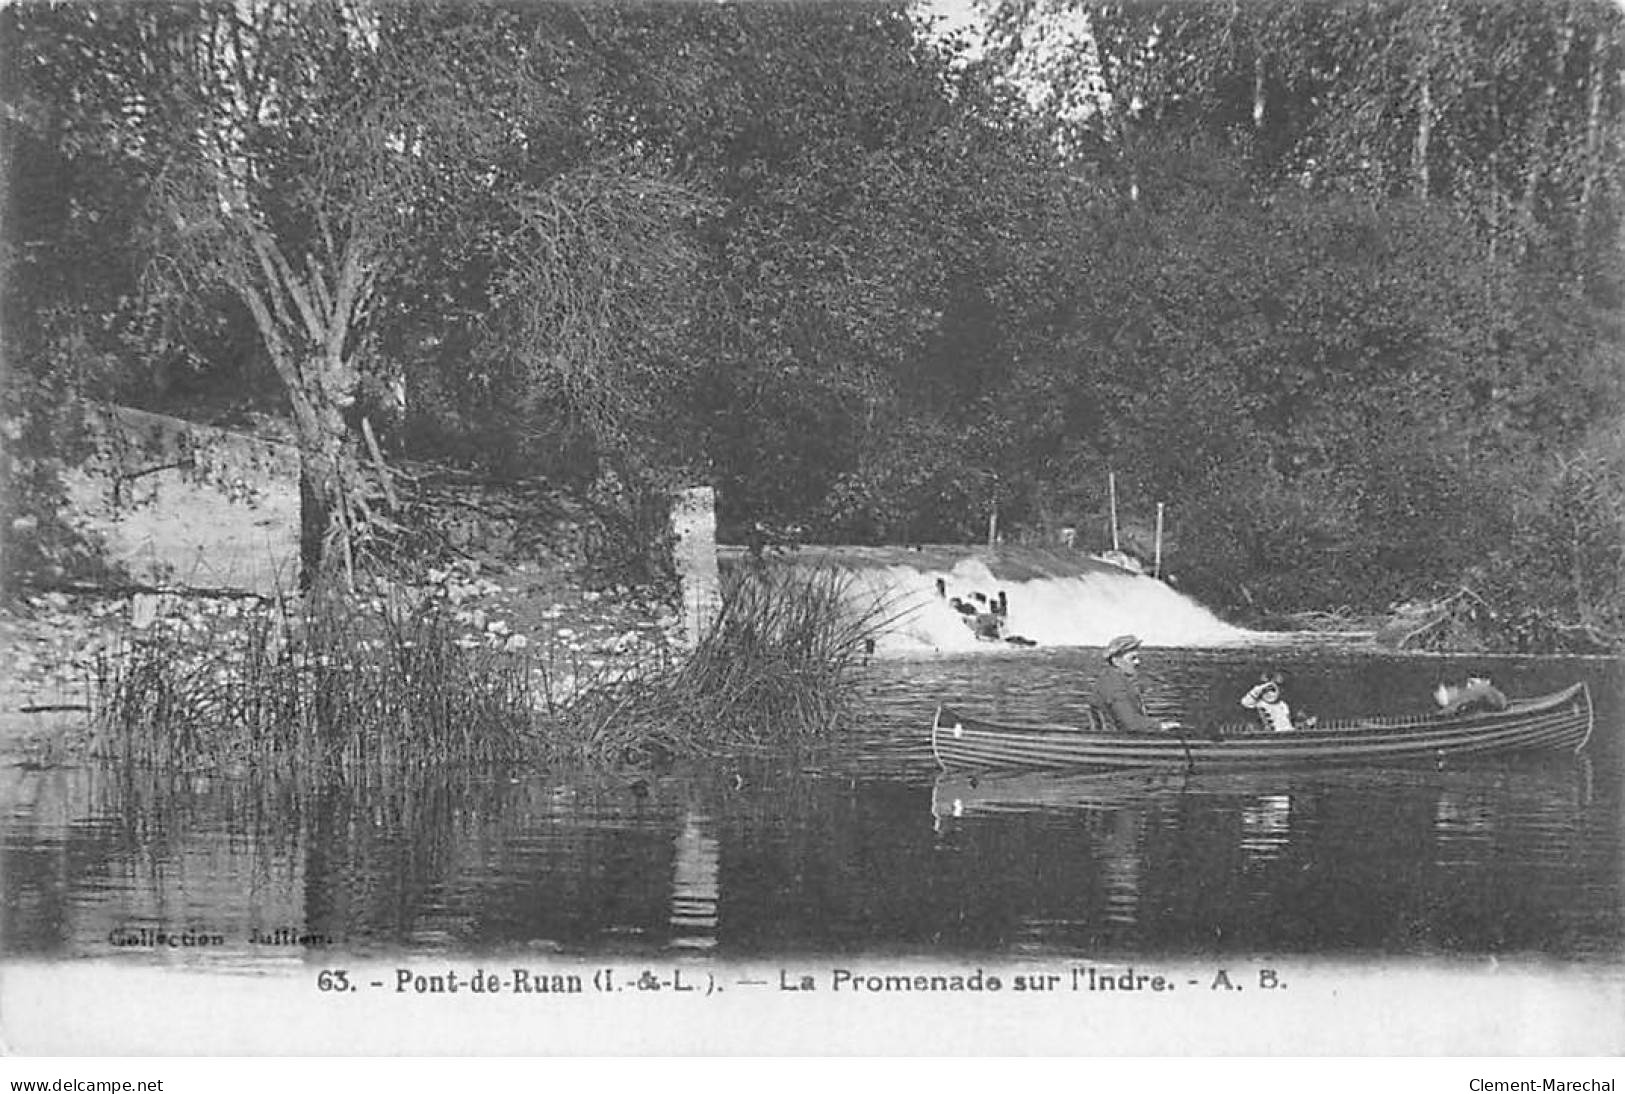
[547,563,897,763]
[95,586,536,778]
[96,562,894,774]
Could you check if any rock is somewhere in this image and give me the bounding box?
[129,593,167,630]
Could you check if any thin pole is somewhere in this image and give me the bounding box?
[1109,471,1120,552]
[988,474,999,549]
[1154,502,1165,578]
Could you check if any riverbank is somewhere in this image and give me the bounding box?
[0,558,679,765]
[8,545,1608,768]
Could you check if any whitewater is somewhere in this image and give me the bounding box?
[725,545,1251,655]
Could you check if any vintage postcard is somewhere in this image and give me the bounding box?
[1,0,1621,1060]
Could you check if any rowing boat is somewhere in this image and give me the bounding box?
[930,682,1593,773]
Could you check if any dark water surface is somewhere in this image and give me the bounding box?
[3,645,1621,964]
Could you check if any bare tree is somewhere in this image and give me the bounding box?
[121,2,711,584]
[129,1,428,584]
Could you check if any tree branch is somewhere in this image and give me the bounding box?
[229,270,319,436]
[325,233,369,367]
[306,252,335,323]
[248,225,300,336]
[253,228,324,345]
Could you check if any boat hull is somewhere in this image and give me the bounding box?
[931,683,1593,773]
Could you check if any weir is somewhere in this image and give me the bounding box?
[721,545,1245,654]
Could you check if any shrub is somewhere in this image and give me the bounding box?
[544,562,897,762]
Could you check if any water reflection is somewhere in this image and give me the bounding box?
[1239,794,1292,866]
[1098,809,1144,927]
[669,804,720,950]
[921,757,1612,956]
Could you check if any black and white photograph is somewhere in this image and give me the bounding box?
[1,0,1621,1062]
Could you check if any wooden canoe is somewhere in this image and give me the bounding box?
[931,682,1594,773]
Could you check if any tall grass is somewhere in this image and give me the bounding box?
[95,561,897,775]
[553,563,899,762]
[95,588,535,778]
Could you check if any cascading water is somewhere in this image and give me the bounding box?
[861,560,1243,653]
[730,546,1247,654]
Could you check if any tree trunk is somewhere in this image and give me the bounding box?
[1518,7,1577,254]
[1488,88,1501,265]
[1253,52,1266,131]
[231,228,374,589]
[1413,44,1432,199]
[299,456,335,590]
[295,382,361,590]
[1577,24,1608,237]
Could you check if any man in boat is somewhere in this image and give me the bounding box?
[1434,674,1510,716]
[1091,634,1181,734]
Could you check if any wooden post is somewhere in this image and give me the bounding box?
[1109,471,1120,552]
[1154,502,1165,579]
[987,474,999,549]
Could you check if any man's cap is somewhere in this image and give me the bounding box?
[1103,634,1143,662]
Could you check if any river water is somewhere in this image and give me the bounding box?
[3,641,1619,968]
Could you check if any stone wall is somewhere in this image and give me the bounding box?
[59,404,300,595]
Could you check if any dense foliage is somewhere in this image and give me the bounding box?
[3,0,1622,646]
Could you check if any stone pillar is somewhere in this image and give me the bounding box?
[670,485,721,648]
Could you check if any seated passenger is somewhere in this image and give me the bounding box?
[1434,675,1509,716]
[1240,675,1295,733]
